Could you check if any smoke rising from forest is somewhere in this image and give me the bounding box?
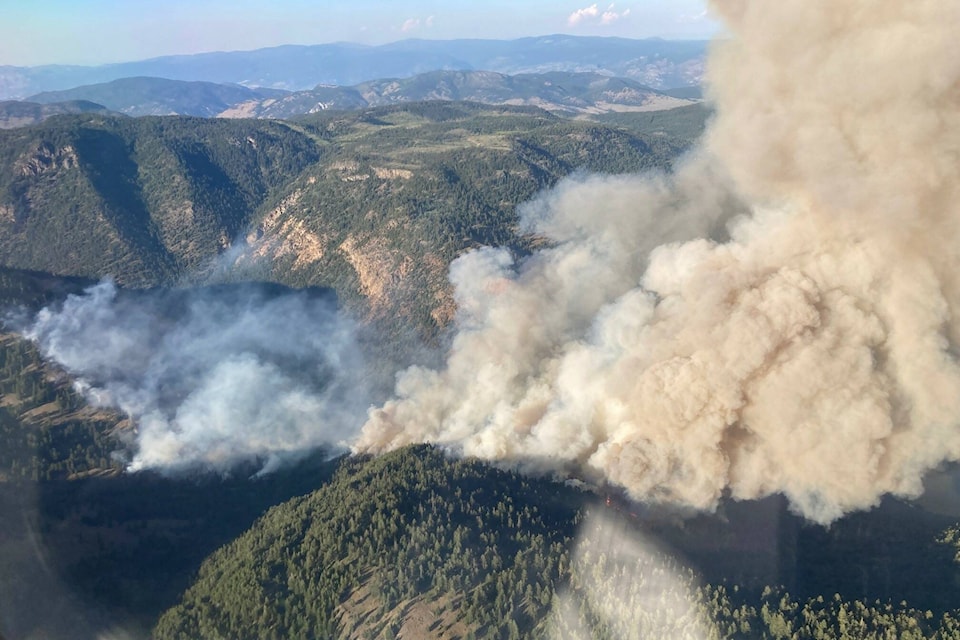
[357,0,960,523]
[14,0,960,524]
[25,281,371,473]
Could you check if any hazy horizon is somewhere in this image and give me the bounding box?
[0,1,718,68]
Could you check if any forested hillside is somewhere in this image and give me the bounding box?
[154,445,582,639]
[0,268,125,482]
[0,103,704,336]
[242,102,691,334]
[590,102,711,147]
[154,445,960,640]
[0,330,124,481]
[0,114,320,285]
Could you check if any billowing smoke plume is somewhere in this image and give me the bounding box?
[25,280,371,473]
[357,0,960,523]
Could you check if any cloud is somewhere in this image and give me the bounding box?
[568,3,630,27]
[400,15,434,33]
[567,4,600,26]
[602,5,630,24]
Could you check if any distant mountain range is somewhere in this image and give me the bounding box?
[27,77,285,118]
[0,99,113,128]
[0,36,707,100]
[23,71,696,119]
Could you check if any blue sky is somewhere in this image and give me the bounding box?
[1,0,718,67]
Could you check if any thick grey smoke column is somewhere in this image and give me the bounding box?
[358,0,960,523]
[26,281,370,472]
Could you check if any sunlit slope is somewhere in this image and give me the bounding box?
[242,102,689,334]
[0,103,699,335]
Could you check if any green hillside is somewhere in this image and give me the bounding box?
[0,268,125,482]
[0,103,686,337]
[154,445,585,639]
[244,102,685,334]
[0,329,124,482]
[0,114,320,285]
[153,445,960,640]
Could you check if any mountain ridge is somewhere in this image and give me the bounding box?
[0,35,707,99]
[27,77,285,117]
[0,103,706,335]
[20,70,696,120]
[0,99,114,128]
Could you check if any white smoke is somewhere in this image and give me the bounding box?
[357,0,960,523]
[24,280,371,472]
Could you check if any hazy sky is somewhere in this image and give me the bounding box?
[1,0,717,67]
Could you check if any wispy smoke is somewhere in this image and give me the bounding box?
[358,0,960,523]
[25,280,371,473]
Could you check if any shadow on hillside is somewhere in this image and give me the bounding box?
[0,451,341,639]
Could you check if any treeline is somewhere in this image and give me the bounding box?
[0,268,123,481]
[552,546,960,639]
[591,102,712,147]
